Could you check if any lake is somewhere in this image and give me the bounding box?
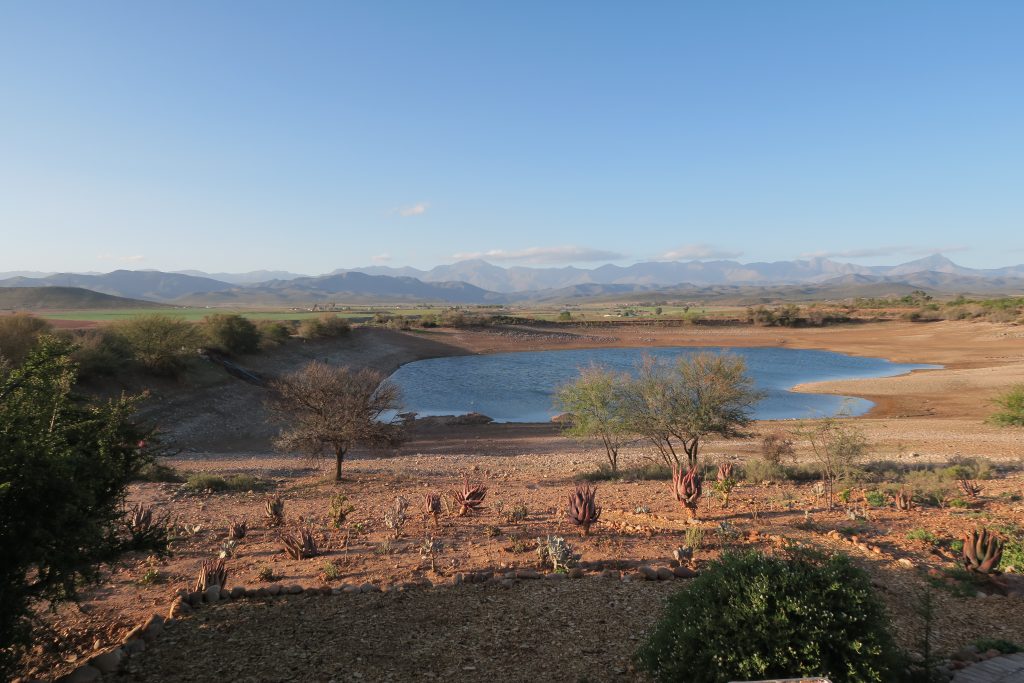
[387,347,939,423]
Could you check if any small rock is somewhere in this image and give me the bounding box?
[254,588,270,598]
[500,578,516,588]
[168,598,191,619]
[656,567,674,581]
[601,569,622,579]
[568,567,585,579]
[544,572,567,580]
[88,649,123,674]
[638,566,659,581]
[202,585,221,603]
[230,586,246,599]
[122,639,145,655]
[897,558,914,569]
[343,584,361,593]
[516,569,540,580]
[140,614,164,643]
[287,585,303,595]
[359,582,378,593]
[58,665,101,683]
[672,566,697,579]
[983,648,1001,660]
[454,573,465,585]
[267,584,282,596]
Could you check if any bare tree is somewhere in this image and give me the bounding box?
[805,416,868,509]
[268,362,402,480]
[555,365,632,473]
[622,352,763,469]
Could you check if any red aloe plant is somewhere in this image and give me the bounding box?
[672,465,703,518]
[566,483,602,536]
[453,476,487,516]
[963,528,1003,574]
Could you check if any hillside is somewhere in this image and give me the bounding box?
[0,286,171,310]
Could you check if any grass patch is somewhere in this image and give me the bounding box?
[578,463,672,482]
[906,528,938,545]
[973,638,1022,654]
[133,461,182,483]
[183,472,269,493]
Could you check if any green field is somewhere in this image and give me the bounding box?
[34,306,451,323]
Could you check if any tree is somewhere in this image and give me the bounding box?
[0,337,148,678]
[201,314,260,355]
[990,384,1024,427]
[555,365,632,473]
[805,415,868,509]
[268,362,402,480]
[622,353,763,469]
[0,313,51,366]
[113,314,201,376]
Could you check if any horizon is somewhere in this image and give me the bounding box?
[2,3,1023,272]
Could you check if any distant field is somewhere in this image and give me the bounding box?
[32,306,451,323]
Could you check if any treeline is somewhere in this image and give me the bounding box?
[0,312,353,380]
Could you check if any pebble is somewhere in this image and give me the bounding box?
[88,648,123,674]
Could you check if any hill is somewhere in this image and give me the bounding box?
[0,286,171,310]
[0,270,234,301]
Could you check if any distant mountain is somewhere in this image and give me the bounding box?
[176,269,309,285]
[0,286,170,310]
[0,270,234,301]
[0,271,58,280]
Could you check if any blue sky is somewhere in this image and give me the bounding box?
[1,1,1022,273]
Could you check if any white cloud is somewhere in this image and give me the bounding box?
[451,245,625,265]
[372,253,392,263]
[398,202,429,217]
[800,245,970,259]
[658,244,742,261]
[97,253,146,264]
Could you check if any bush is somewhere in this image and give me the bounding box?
[65,328,133,379]
[297,314,351,339]
[761,430,795,465]
[636,549,902,683]
[113,314,201,376]
[743,457,785,483]
[201,314,260,355]
[256,320,293,347]
[0,338,148,678]
[990,384,1024,427]
[184,472,264,493]
[0,313,51,365]
[133,461,181,483]
[904,469,954,507]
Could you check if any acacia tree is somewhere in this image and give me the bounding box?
[269,362,402,480]
[555,365,632,473]
[1,337,148,678]
[623,353,763,470]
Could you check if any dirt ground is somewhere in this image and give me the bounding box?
[20,320,1024,681]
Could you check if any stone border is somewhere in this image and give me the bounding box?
[42,563,698,682]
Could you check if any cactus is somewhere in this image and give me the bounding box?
[264,496,285,527]
[672,465,703,517]
[281,525,319,560]
[566,483,601,536]
[536,535,579,571]
[424,492,442,526]
[894,487,914,511]
[194,557,228,591]
[963,528,1003,574]
[328,494,355,528]
[453,476,487,516]
[384,496,410,538]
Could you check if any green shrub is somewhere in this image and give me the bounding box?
[256,320,293,347]
[579,462,673,482]
[0,338,149,678]
[865,490,888,508]
[636,549,902,683]
[973,638,1022,654]
[184,472,264,493]
[990,384,1024,427]
[133,461,181,483]
[113,314,201,376]
[906,529,938,545]
[904,469,953,507]
[1001,535,1024,572]
[298,314,351,339]
[743,457,785,483]
[201,314,260,355]
[66,328,132,379]
[0,313,51,366]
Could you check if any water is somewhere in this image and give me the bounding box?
[387,347,939,423]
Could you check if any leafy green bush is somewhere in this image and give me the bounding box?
[184,472,264,493]
[201,314,260,355]
[298,314,351,339]
[990,384,1024,427]
[578,462,673,482]
[0,337,148,678]
[635,549,902,683]
[973,638,1022,654]
[906,529,938,545]
[66,328,132,379]
[742,457,785,483]
[256,320,293,347]
[865,490,888,507]
[0,313,51,366]
[904,469,954,507]
[133,461,181,483]
[113,314,201,376]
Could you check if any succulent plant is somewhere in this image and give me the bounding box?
[713,463,738,508]
[384,496,410,538]
[219,539,238,559]
[536,535,579,572]
[194,557,228,591]
[453,476,487,516]
[124,503,169,553]
[894,487,914,511]
[717,463,735,482]
[281,525,319,560]
[963,528,1003,574]
[672,465,703,517]
[228,518,247,540]
[566,483,601,536]
[127,503,153,533]
[328,494,355,528]
[424,492,442,526]
[420,535,443,572]
[958,478,982,499]
[264,496,285,527]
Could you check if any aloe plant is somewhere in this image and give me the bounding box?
[424,492,442,526]
[264,496,285,527]
[194,557,228,591]
[963,528,1003,574]
[672,465,703,517]
[281,525,319,560]
[453,476,487,516]
[566,483,601,536]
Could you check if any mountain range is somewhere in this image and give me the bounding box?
[1,255,1022,305]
